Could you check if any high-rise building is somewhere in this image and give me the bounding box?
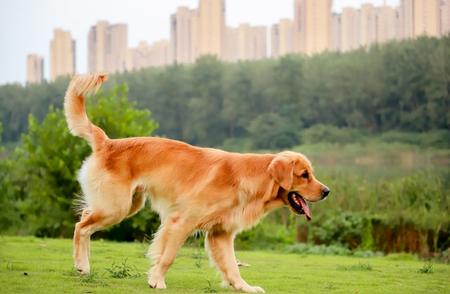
[271,19,294,58]
[341,7,361,52]
[126,41,152,71]
[376,5,398,43]
[394,7,403,40]
[226,24,267,61]
[149,40,171,67]
[293,0,303,52]
[329,0,448,53]
[399,0,414,39]
[400,0,440,38]
[171,7,198,64]
[331,14,341,52]
[413,0,440,37]
[294,0,332,55]
[190,10,200,62]
[271,25,280,58]
[224,27,239,61]
[107,24,128,73]
[440,0,450,36]
[50,29,75,81]
[127,40,172,71]
[88,21,128,74]
[26,54,44,84]
[198,0,226,58]
[88,21,108,73]
[360,3,377,47]
[251,26,268,60]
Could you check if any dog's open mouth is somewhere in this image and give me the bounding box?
[288,192,312,221]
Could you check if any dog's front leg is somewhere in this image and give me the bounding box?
[205,230,265,293]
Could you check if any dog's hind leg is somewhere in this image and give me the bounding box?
[205,230,265,293]
[126,188,146,218]
[147,214,195,289]
[73,184,132,275]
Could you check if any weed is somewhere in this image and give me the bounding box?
[203,279,217,293]
[418,264,433,274]
[5,261,14,271]
[4,261,26,271]
[105,259,142,279]
[324,282,336,290]
[337,262,373,271]
[79,272,99,284]
[192,247,206,269]
[64,269,107,286]
[75,271,108,286]
[287,243,351,256]
[385,253,418,261]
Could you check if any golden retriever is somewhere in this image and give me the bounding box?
[65,74,330,293]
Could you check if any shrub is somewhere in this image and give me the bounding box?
[247,113,301,149]
[106,259,142,278]
[417,263,433,274]
[286,243,383,257]
[235,221,296,250]
[336,262,373,271]
[0,84,160,238]
[301,124,367,145]
[377,130,450,148]
[311,212,369,249]
[286,243,351,256]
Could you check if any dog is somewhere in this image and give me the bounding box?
[65,74,330,293]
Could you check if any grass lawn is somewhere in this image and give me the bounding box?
[0,236,448,293]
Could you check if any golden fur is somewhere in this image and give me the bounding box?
[65,74,329,293]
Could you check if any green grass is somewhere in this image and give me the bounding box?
[0,236,449,294]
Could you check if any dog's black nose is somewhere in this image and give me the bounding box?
[321,187,330,199]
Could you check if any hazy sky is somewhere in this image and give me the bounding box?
[0,0,399,85]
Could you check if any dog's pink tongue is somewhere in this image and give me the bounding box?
[299,197,312,221]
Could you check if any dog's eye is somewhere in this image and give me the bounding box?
[301,171,309,179]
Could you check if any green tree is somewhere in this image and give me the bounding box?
[0,122,3,151]
[0,123,21,231]
[186,56,226,146]
[2,84,160,237]
[1,36,449,148]
[270,55,305,121]
[247,113,300,149]
[425,37,450,129]
[148,65,191,140]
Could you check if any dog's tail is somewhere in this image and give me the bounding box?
[64,74,109,150]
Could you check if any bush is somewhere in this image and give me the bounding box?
[311,212,370,249]
[286,243,351,256]
[247,113,301,149]
[220,137,252,152]
[235,221,296,250]
[301,124,367,145]
[0,84,160,238]
[377,130,450,148]
[0,123,24,232]
[286,242,383,257]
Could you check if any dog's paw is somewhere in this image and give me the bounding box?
[236,259,251,267]
[75,262,90,275]
[75,266,90,275]
[234,283,265,293]
[148,277,167,289]
[241,285,265,293]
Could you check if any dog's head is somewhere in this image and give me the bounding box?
[268,151,330,220]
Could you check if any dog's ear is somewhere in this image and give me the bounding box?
[268,155,294,190]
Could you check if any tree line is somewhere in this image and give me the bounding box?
[0,36,449,149]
